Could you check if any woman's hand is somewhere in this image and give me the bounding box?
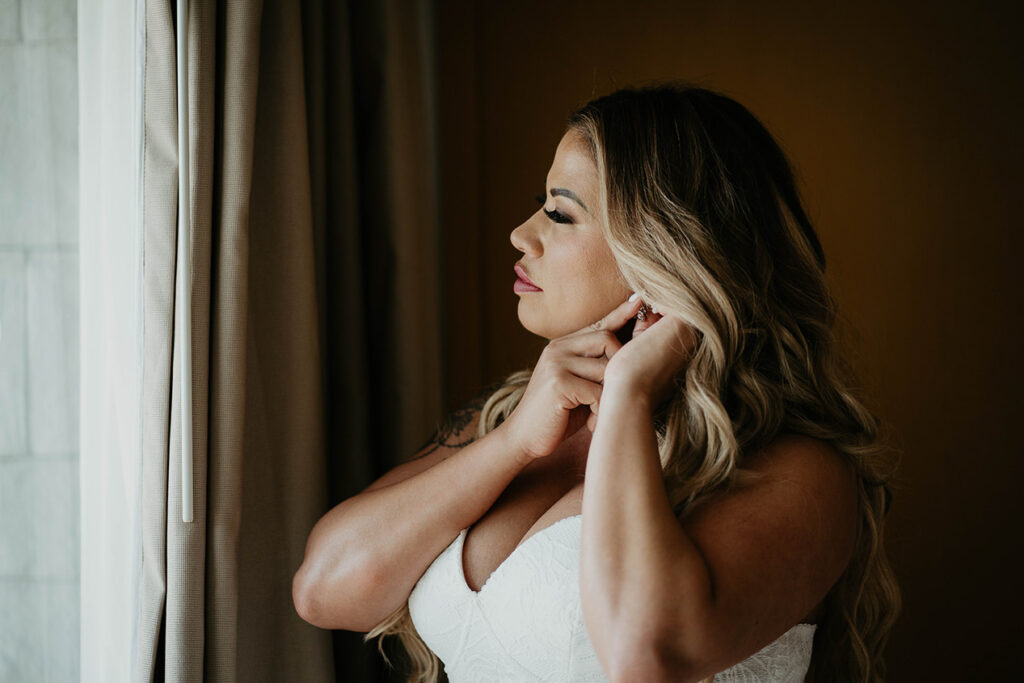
[601,298,699,412]
[501,297,644,460]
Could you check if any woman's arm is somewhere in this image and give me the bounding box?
[294,298,644,633]
[292,412,530,632]
[580,389,714,681]
[577,306,857,681]
[580,384,857,683]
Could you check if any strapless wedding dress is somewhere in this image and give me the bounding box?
[409,515,816,682]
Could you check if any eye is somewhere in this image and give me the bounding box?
[534,192,573,224]
[544,207,573,224]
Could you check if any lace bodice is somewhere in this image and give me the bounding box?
[408,515,816,682]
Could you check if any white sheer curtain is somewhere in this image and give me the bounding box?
[78,0,145,681]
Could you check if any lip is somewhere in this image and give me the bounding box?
[513,263,542,291]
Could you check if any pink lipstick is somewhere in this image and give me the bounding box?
[513,264,542,293]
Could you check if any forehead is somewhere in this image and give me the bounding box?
[547,131,598,198]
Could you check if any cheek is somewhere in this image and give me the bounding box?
[581,240,627,295]
[558,241,628,318]
[559,234,617,278]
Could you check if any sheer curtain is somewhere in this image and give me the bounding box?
[79,0,442,681]
[79,0,145,680]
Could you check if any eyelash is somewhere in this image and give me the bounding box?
[534,193,573,224]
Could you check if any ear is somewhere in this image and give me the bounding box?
[614,316,638,345]
[632,305,665,336]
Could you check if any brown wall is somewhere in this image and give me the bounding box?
[434,1,1023,678]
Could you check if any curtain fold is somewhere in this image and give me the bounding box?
[82,0,442,681]
[304,0,444,676]
[136,0,180,679]
[232,0,333,679]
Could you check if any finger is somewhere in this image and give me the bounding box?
[586,295,644,334]
[565,404,593,439]
[558,328,623,359]
[562,356,610,384]
[558,374,603,412]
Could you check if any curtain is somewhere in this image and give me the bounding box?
[79,1,146,680]
[80,0,442,680]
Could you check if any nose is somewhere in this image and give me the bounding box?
[510,215,542,257]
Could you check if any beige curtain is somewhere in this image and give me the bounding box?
[134,0,442,681]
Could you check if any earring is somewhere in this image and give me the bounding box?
[637,302,648,321]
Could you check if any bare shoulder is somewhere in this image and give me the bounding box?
[364,382,501,492]
[678,431,860,660]
[415,395,487,459]
[732,432,860,554]
[744,432,857,487]
[685,432,859,541]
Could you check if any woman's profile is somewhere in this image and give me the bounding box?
[292,83,900,683]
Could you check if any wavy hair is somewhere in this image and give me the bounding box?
[369,83,901,683]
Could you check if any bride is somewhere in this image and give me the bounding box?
[292,83,900,683]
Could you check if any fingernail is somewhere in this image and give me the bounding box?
[628,292,640,302]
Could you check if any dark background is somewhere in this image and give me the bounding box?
[431,0,1023,679]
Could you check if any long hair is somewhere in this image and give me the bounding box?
[370,83,901,683]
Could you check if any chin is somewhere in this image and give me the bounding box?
[517,302,557,340]
[516,312,547,339]
[517,308,580,341]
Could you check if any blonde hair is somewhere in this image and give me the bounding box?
[369,84,901,682]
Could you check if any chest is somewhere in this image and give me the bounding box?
[461,428,591,591]
[408,515,604,681]
[408,504,820,682]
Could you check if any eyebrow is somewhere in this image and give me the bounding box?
[549,187,590,214]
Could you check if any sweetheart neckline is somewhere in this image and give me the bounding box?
[455,513,817,628]
[459,514,583,595]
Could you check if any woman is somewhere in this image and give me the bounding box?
[292,84,900,682]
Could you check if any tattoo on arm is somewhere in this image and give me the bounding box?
[410,382,503,461]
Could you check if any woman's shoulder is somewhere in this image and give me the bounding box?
[743,432,855,483]
[423,380,505,452]
[736,432,860,558]
[678,432,859,644]
[724,432,859,551]
[765,432,851,485]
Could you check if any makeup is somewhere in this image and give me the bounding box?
[514,278,542,293]
[513,264,542,293]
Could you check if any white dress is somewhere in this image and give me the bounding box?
[409,514,816,682]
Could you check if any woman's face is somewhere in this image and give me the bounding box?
[510,131,632,340]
